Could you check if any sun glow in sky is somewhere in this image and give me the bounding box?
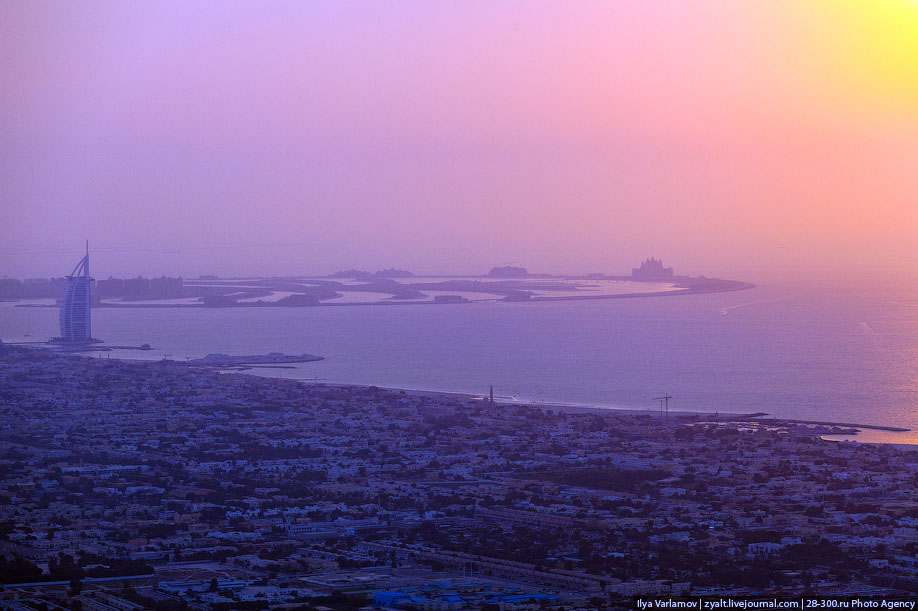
[1,1,917,283]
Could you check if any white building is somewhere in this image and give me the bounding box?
[59,242,93,342]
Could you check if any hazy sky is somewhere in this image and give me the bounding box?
[2,1,917,283]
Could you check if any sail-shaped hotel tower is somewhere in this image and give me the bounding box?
[59,242,93,342]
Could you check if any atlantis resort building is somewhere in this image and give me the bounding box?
[58,243,93,342]
[631,257,674,281]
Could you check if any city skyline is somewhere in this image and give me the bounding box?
[5,248,690,282]
[1,3,917,604]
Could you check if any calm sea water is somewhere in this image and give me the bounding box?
[2,285,917,442]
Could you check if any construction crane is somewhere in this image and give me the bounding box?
[653,393,672,421]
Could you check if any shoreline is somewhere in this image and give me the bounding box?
[297,380,911,439]
[9,278,754,309]
[7,344,913,446]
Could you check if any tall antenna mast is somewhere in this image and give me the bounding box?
[653,393,672,421]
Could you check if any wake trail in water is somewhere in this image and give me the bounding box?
[720,295,792,316]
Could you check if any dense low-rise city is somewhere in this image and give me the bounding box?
[1,345,917,609]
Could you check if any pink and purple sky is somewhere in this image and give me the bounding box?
[2,1,917,283]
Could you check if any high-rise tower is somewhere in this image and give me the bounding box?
[58,242,93,342]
